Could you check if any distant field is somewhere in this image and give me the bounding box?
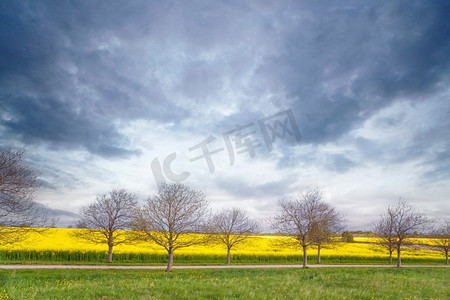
[0,228,446,265]
[0,268,448,299]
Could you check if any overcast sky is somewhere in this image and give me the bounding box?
[1,1,449,230]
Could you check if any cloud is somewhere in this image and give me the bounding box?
[0,1,188,157]
[255,0,450,144]
[0,1,449,229]
[2,96,142,157]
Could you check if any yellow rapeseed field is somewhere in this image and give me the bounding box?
[0,228,443,262]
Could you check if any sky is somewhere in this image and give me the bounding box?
[1,1,449,230]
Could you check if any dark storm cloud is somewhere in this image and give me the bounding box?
[2,96,141,157]
[0,0,282,155]
[255,0,450,144]
[0,1,186,157]
[1,0,449,170]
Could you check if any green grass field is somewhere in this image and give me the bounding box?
[0,268,448,299]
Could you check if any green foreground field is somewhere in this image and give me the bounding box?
[0,268,448,299]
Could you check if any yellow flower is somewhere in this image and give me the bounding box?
[0,228,442,261]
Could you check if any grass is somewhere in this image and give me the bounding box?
[0,250,445,265]
[0,268,448,299]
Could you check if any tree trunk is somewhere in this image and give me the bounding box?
[107,244,113,263]
[166,248,174,272]
[446,251,448,265]
[396,246,401,268]
[226,247,231,264]
[302,246,307,268]
[317,246,321,264]
[389,250,393,264]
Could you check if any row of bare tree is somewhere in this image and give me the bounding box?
[73,184,260,271]
[374,201,449,266]
[72,184,449,271]
[1,149,449,272]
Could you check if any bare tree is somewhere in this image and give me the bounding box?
[373,210,396,264]
[0,149,48,245]
[433,219,450,265]
[310,205,343,264]
[71,188,138,263]
[374,199,428,267]
[131,183,209,272]
[209,208,259,264]
[272,188,331,268]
